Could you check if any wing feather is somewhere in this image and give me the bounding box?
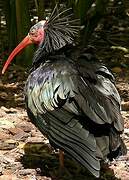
[25,59,124,177]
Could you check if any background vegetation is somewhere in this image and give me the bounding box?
[0,0,129,68]
[0,1,129,179]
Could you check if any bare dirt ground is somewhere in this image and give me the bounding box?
[0,66,129,180]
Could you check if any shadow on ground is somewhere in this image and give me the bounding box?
[21,142,119,180]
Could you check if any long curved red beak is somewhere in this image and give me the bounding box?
[2,35,33,74]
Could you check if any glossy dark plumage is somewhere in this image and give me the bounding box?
[25,6,126,177]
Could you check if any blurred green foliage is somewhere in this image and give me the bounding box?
[0,0,128,66]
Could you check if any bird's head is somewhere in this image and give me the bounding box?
[2,5,80,74]
[2,20,47,74]
[28,20,47,44]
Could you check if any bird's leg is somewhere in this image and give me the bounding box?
[59,149,64,169]
[58,150,71,178]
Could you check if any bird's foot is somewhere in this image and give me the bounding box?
[58,166,72,178]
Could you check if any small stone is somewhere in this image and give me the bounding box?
[31,130,44,138]
[0,167,2,175]
[0,92,8,99]
[9,127,24,135]
[24,142,52,155]
[16,123,32,132]
[15,97,24,102]
[12,131,30,141]
[19,169,36,176]
[17,142,26,149]
[21,125,31,133]
[0,80,3,86]
[0,139,17,150]
[2,169,13,175]
[0,119,15,129]
[0,107,17,114]
[8,73,14,79]
[40,176,52,180]
[124,129,129,136]
[1,106,9,112]
[25,137,45,143]
[121,101,129,111]
[0,131,10,140]
[0,175,18,180]
[112,67,122,73]
[36,168,41,173]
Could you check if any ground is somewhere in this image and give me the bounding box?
[0,65,129,180]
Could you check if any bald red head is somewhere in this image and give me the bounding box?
[2,20,47,74]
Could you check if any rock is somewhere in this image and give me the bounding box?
[0,119,15,129]
[112,67,122,73]
[24,142,52,155]
[12,131,30,141]
[1,106,9,112]
[8,73,14,79]
[0,175,18,180]
[21,175,37,180]
[31,129,44,138]
[2,169,13,175]
[0,131,10,140]
[124,129,129,136]
[0,139,18,150]
[125,142,129,149]
[19,169,36,176]
[9,127,24,135]
[25,137,45,143]
[0,107,17,114]
[0,80,3,86]
[0,92,8,99]
[16,122,32,133]
[40,177,52,180]
[5,83,18,89]
[0,167,2,175]
[0,154,15,166]
[17,142,26,149]
[121,101,129,111]
[15,97,24,102]
[20,125,31,133]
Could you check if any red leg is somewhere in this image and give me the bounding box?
[59,149,64,168]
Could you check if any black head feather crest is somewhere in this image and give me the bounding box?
[32,5,80,66]
[43,5,80,51]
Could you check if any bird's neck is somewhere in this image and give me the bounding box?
[31,43,76,70]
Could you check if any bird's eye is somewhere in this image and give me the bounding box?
[30,28,36,35]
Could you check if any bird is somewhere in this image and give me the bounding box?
[2,5,127,177]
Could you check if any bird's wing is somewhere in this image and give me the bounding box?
[76,62,123,132]
[25,60,123,177]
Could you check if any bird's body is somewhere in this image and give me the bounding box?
[2,6,126,177]
[25,48,125,177]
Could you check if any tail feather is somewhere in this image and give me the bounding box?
[96,136,110,159]
[108,128,127,160]
[95,128,127,161]
[49,132,100,177]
